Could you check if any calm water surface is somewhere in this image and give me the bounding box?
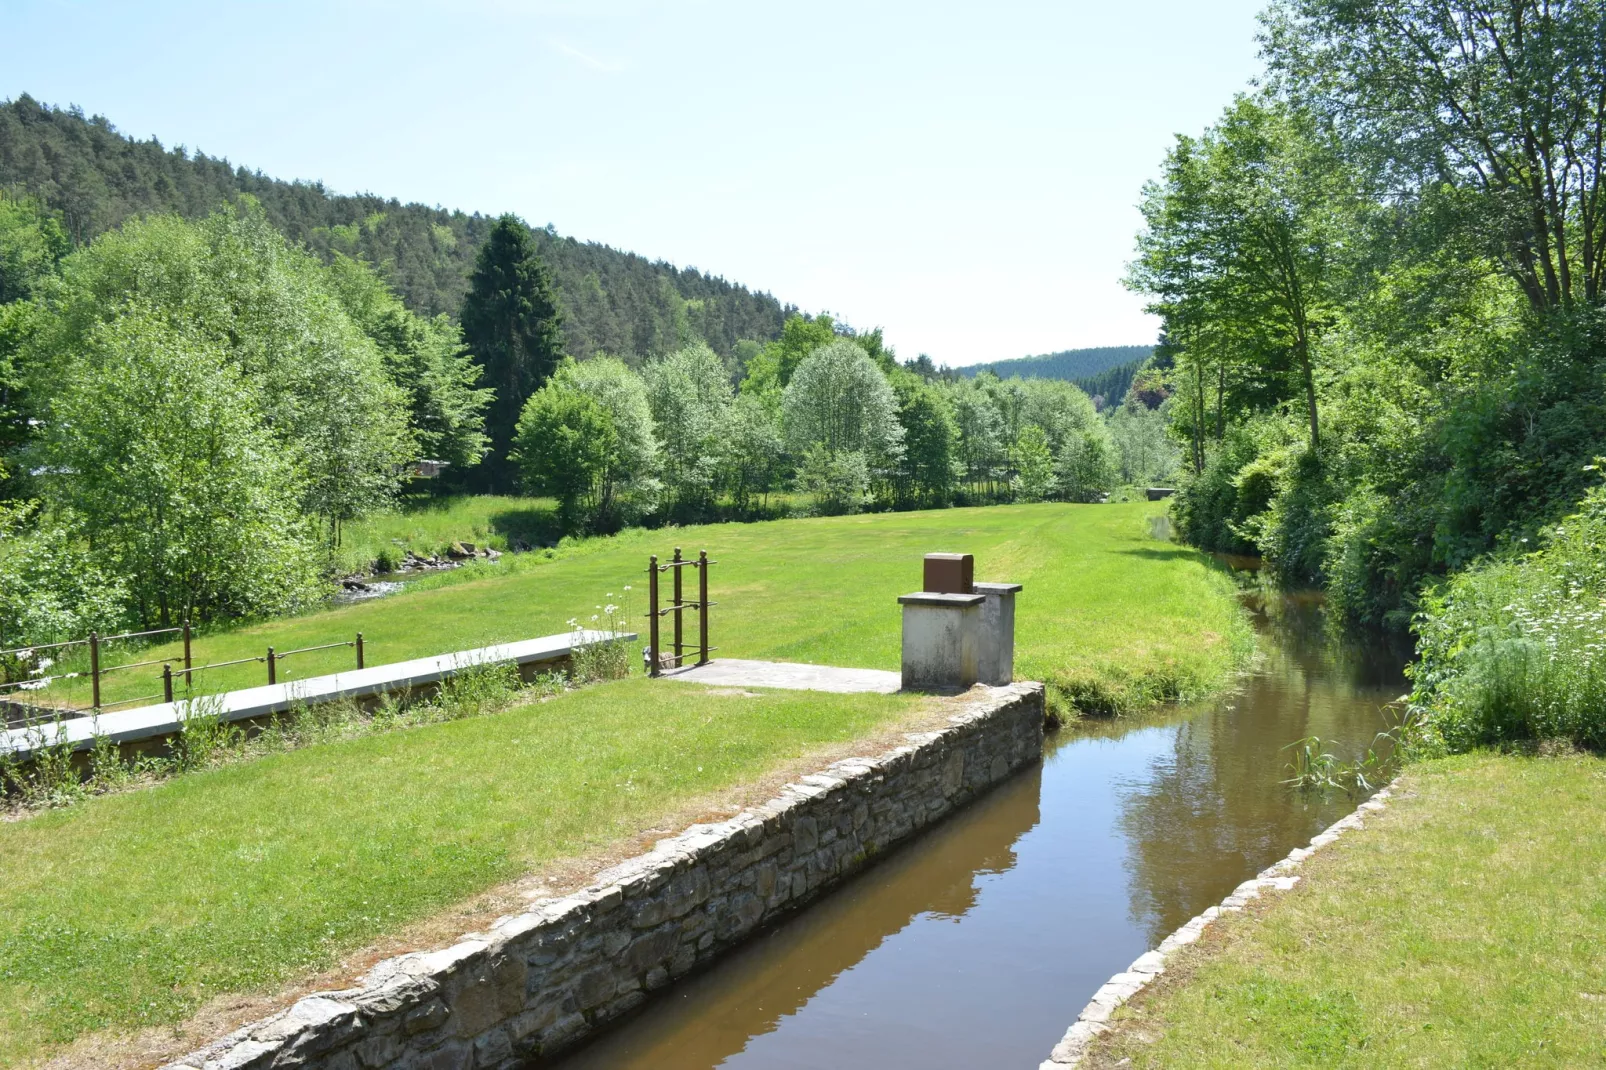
[552,594,1410,1069]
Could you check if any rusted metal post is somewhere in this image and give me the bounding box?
[672,546,683,668]
[89,632,101,710]
[356,632,365,669]
[267,647,276,685]
[698,549,710,666]
[163,664,174,704]
[182,620,192,680]
[648,555,660,678]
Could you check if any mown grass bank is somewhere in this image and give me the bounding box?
[0,679,931,1065]
[1085,753,1606,1068]
[60,502,1253,718]
[331,493,561,573]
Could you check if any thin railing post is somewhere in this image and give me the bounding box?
[89,632,101,710]
[648,555,660,677]
[698,549,710,666]
[163,664,174,704]
[182,620,192,681]
[672,546,683,668]
[267,647,276,685]
[356,632,365,669]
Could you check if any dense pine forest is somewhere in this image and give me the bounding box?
[0,95,788,362]
[961,345,1153,383]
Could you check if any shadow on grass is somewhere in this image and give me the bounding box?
[490,506,564,549]
[1112,547,1197,560]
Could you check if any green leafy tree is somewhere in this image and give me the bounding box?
[1056,429,1118,502]
[0,195,69,304]
[0,498,127,651]
[511,386,617,531]
[546,357,660,528]
[1266,0,1606,310]
[460,214,565,491]
[39,309,324,626]
[797,443,872,516]
[740,313,838,404]
[24,202,413,543]
[324,254,491,473]
[1108,396,1182,485]
[892,374,960,507]
[643,342,732,518]
[0,196,70,488]
[781,340,904,461]
[943,377,1006,499]
[1012,424,1057,502]
[1128,95,1349,451]
[719,393,784,511]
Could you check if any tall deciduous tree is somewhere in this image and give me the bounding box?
[460,214,565,491]
[536,357,660,529]
[643,342,732,518]
[325,254,491,473]
[782,340,905,515]
[25,202,413,542]
[1266,0,1606,310]
[892,374,960,507]
[511,385,617,532]
[1128,95,1348,451]
[41,309,323,626]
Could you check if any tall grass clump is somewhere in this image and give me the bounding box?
[1412,466,1606,751]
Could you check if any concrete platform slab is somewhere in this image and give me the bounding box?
[2,630,634,760]
[658,658,901,694]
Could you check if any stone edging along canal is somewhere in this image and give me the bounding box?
[1038,776,1404,1068]
[164,682,1045,1070]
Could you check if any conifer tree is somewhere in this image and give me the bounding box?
[460,215,565,491]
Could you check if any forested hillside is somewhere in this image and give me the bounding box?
[961,345,1152,383]
[0,95,787,360]
[1072,357,1146,409]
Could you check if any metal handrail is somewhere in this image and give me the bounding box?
[274,640,356,660]
[0,625,182,660]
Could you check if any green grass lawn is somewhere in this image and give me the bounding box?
[0,679,931,1064]
[61,502,1252,717]
[1087,753,1606,1068]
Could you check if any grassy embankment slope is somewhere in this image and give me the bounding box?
[0,682,930,1065]
[0,502,1249,1064]
[71,501,1252,717]
[1085,754,1606,1068]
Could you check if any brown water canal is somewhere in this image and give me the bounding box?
[551,592,1411,1069]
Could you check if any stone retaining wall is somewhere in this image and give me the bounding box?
[168,682,1045,1070]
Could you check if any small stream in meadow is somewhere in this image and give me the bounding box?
[550,590,1412,1069]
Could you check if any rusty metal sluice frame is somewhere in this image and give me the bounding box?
[646,547,716,676]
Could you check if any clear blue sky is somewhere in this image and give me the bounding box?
[5,0,1266,366]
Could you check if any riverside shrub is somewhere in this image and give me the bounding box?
[1411,471,1606,751]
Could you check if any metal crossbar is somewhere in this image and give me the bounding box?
[646,548,715,676]
[0,625,182,661]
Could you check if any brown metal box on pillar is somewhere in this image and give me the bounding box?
[923,553,974,594]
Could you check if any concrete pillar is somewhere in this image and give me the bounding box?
[974,582,1022,686]
[898,592,983,691]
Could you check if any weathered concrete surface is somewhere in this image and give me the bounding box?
[1,631,633,760]
[164,683,1045,1070]
[974,582,1022,686]
[657,658,901,694]
[899,593,983,691]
